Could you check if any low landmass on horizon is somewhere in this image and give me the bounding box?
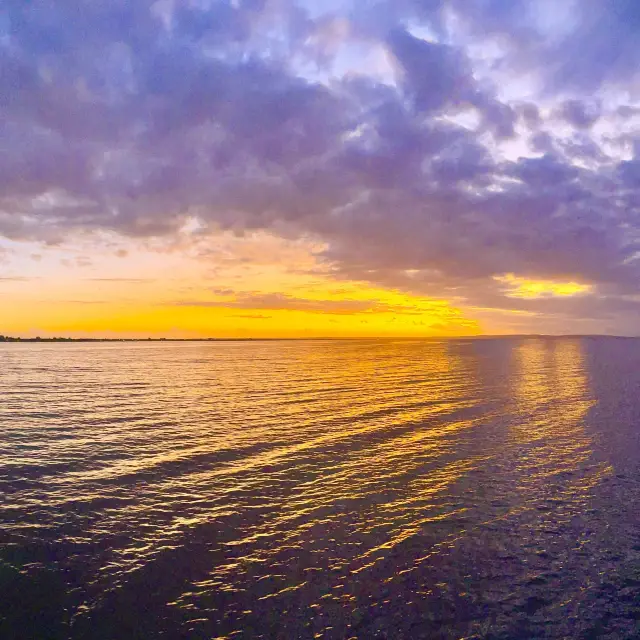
[1,334,636,343]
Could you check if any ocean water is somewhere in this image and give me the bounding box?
[2,338,640,639]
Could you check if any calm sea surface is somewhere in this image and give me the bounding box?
[2,338,640,639]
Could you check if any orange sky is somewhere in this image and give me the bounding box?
[0,229,595,338]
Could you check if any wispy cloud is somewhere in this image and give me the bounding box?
[231,313,272,320]
[85,278,155,283]
[0,276,39,282]
[170,292,427,316]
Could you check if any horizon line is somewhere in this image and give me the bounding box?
[1,334,638,343]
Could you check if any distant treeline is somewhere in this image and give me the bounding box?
[0,335,171,342]
[0,335,266,342]
[0,335,632,343]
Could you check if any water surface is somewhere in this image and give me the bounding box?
[2,338,640,639]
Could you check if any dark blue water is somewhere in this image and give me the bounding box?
[2,338,640,639]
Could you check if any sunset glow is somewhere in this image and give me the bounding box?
[494,274,593,300]
[1,233,479,337]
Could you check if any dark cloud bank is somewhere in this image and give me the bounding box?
[2,0,640,331]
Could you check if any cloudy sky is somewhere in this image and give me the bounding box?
[2,0,640,337]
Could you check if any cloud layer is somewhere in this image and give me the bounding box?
[3,0,640,332]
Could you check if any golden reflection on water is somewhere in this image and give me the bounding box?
[509,339,612,497]
[179,341,487,601]
[0,339,622,639]
[511,338,595,466]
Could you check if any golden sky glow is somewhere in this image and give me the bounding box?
[0,228,607,338]
[494,273,593,299]
[0,232,482,338]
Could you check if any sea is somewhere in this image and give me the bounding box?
[1,338,640,639]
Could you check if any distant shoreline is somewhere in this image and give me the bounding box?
[0,335,637,343]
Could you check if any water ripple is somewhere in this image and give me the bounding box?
[2,338,640,639]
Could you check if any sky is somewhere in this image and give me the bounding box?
[2,0,640,338]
